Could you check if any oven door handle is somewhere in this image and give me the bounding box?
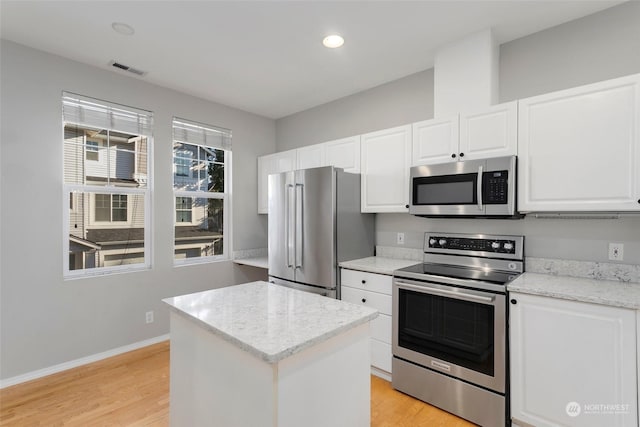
[395,281,495,304]
[477,165,484,211]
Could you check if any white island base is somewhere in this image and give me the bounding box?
[167,284,374,427]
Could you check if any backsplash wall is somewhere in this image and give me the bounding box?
[375,214,640,265]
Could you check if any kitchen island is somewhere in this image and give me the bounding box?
[163,281,378,427]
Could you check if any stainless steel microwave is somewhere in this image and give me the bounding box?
[409,156,521,218]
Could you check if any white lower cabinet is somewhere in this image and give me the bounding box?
[341,268,393,380]
[510,292,638,427]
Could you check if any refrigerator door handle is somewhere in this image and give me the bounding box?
[286,184,295,268]
[295,183,303,268]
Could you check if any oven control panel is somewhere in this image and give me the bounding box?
[427,235,518,254]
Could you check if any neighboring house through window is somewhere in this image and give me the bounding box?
[63,92,153,277]
[173,118,231,263]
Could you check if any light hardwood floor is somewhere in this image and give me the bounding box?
[0,341,475,426]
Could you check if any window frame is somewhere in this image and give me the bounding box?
[172,118,232,266]
[62,92,153,279]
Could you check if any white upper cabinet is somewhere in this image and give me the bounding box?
[296,143,325,170]
[257,149,296,214]
[411,101,517,166]
[459,102,517,160]
[325,136,361,173]
[518,73,640,212]
[360,125,412,213]
[258,136,362,213]
[412,117,459,165]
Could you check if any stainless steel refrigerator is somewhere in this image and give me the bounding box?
[268,166,374,298]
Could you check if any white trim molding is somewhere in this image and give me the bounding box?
[0,334,169,389]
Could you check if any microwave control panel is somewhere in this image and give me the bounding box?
[483,171,508,204]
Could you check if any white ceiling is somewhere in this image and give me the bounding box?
[0,1,625,119]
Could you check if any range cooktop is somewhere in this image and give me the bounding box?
[392,232,525,292]
[394,263,520,285]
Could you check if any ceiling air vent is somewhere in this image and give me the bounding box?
[109,60,147,76]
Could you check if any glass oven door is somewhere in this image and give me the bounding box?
[392,278,506,393]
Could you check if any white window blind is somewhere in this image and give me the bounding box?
[173,118,232,151]
[62,92,153,137]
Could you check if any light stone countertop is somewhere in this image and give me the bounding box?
[508,272,640,310]
[233,256,268,269]
[339,256,421,275]
[163,281,378,363]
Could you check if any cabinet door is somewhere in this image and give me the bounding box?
[296,143,325,170]
[411,116,459,165]
[360,125,412,213]
[510,293,638,427]
[325,136,361,173]
[459,101,517,161]
[518,73,640,212]
[257,150,296,214]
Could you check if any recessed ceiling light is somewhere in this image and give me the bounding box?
[112,22,135,36]
[323,34,344,49]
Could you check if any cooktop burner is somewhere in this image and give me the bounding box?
[395,263,520,285]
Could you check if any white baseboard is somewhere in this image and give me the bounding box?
[0,334,170,389]
[371,366,391,382]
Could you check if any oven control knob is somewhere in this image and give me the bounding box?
[438,239,447,246]
[429,238,437,246]
[503,242,514,251]
[491,242,500,249]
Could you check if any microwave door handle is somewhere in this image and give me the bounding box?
[477,165,484,211]
[295,183,303,269]
[286,184,295,268]
[395,281,495,305]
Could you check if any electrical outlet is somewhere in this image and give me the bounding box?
[608,243,624,261]
[145,311,154,324]
[397,232,405,245]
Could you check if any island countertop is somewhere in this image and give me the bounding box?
[163,281,378,363]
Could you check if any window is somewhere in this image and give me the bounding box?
[173,118,231,263]
[95,194,128,222]
[86,140,99,161]
[63,92,153,277]
[175,197,192,223]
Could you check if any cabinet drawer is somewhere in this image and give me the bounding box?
[341,286,392,316]
[370,314,392,344]
[371,339,392,373]
[341,269,392,295]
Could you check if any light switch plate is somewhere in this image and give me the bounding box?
[397,233,405,245]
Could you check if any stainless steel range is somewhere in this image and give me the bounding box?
[392,232,524,427]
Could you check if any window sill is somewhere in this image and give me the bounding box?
[64,263,151,280]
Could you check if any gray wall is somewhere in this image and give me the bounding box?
[274,1,640,264]
[276,69,433,151]
[500,1,640,103]
[0,40,272,380]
